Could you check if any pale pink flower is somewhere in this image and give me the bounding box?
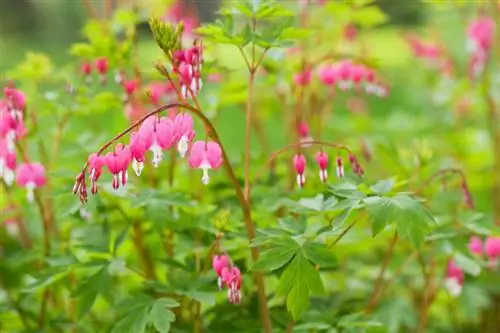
[315,151,329,183]
[173,113,195,158]
[468,236,483,256]
[336,61,353,90]
[317,66,337,85]
[124,101,147,123]
[485,237,500,269]
[148,82,167,105]
[129,129,153,176]
[4,87,26,112]
[104,144,131,191]
[88,153,105,194]
[15,162,46,202]
[212,255,230,289]
[336,156,344,178]
[0,138,16,185]
[221,266,242,304]
[445,259,464,297]
[293,69,312,86]
[140,116,176,167]
[188,141,223,185]
[293,154,306,188]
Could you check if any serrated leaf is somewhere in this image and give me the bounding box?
[155,298,180,308]
[303,242,337,268]
[149,301,175,333]
[287,278,310,320]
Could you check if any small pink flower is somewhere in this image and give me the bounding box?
[318,66,337,85]
[468,236,483,256]
[173,113,195,158]
[104,144,131,191]
[336,61,353,90]
[336,156,344,178]
[95,57,109,74]
[81,61,92,76]
[4,87,26,112]
[344,23,358,41]
[15,162,46,202]
[315,152,329,182]
[0,138,16,185]
[95,57,109,84]
[188,141,223,185]
[123,79,138,96]
[445,259,464,297]
[221,266,242,304]
[293,69,312,86]
[293,154,306,188]
[485,237,500,268]
[141,116,176,167]
[467,17,495,55]
[348,153,364,177]
[148,82,167,105]
[350,65,365,86]
[129,129,154,176]
[88,153,105,194]
[212,255,230,289]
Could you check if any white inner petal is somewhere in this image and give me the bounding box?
[150,144,163,167]
[177,135,189,158]
[25,182,36,202]
[132,159,144,176]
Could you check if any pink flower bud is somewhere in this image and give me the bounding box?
[95,57,109,74]
[123,79,138,96]
[82,61,92,75]
[336,156,344,178]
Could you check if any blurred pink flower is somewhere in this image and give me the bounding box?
[445,259,464,297]
[293,154,306,188]
[221,266,242,304]
[485,236,500,268]
[315,151,329,182]
[173,113,195,158]
[293,69,312,86]
[88,153,105,194]
[212,255,230,289]
[16,162,46,202]
[468,236,483,256]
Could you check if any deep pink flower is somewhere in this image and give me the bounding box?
[297,122,312,145]
[318,66,337,85]
[293,154,306,188]
[4,87,26,112]
[468,236,483,256]
[188,141,223,185]
[88,153,105,194]
[350,65,365,86]
[129,129,154,176]
[221,266,242,304]
[173,113,195,158]
[445,259,464,296]
[336,156,344,178]
[315,151,329,183]
[95,57,109,74]
[212,255,230,289]
[485,236,500,268]
[148,82,167,105]
[140,116,176,167]
[0,138,16,185]
[336,61,353,90]
[81,61,92,75]
[293,69,312,86]
[123,79,138,96]
[104,144,131,190]
[15,162,46,201]
[0,108,26,147]
[467,17,495,54]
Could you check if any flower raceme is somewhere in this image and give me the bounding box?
[173,45,204,99]
[212,254,242,305]
[15,163,46,202]
[317,61,389,97]
[188,140,223,185]
[466,17,495,79]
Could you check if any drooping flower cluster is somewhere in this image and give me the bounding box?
[468,236,500,269]
[212,254,242,304]
[0,86,46,201]
[403,34,453,77]
[466,17,495,79]
[74,111,223,202]
[292,150,363,188]
[444,259,464,297]
[81,57,110,84]
[317,61,390,97]
[173,43,204,99]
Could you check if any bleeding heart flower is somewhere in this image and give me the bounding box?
[15,162,46,202]
[315,151,329,182]
[104,144,131,191]
[293,154,306,188]
[188,140,223,185]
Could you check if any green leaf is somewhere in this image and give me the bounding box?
[454,253,481,276]
[287,277,310,320]
[73,266,111,318]
[331,208,353,229]
[278,215,307,234]
[155,298,180,308]
[111,308,149,333]
[303,242,337,268]
[366,196,394,236]
[253,247,297,272]
[370,178,395,195]
[149,300,176,333]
